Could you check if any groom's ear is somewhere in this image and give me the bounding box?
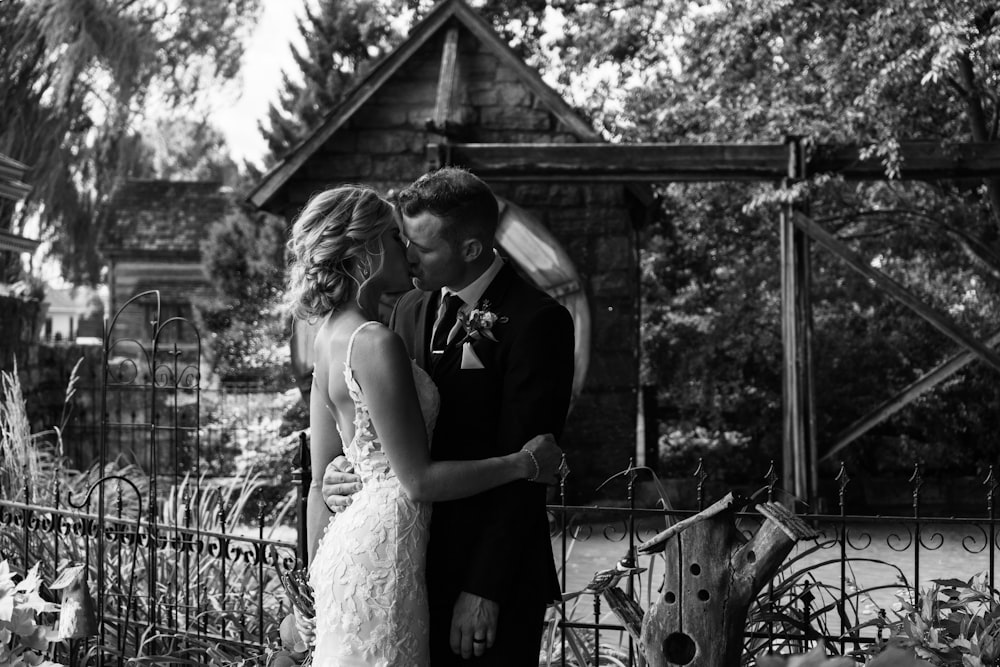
[459,238,483,263]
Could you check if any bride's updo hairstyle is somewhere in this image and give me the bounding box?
[286,185,395,320]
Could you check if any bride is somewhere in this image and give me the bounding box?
[285,185,563,666]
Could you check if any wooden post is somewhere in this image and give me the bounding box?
[426,26,460,172]
[780,137,815,505]
[433,26,460,130]
[642,385,659,473]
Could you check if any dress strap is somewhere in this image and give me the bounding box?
[345,321,381,370]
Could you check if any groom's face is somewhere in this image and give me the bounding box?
[399,211,463,292]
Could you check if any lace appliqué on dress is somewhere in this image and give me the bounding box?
[310,322,439,667]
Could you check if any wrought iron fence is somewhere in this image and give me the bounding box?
[28,358,293,477]
[545,459,1000,665]
[6,292,1000,665]
[1,291,300,666]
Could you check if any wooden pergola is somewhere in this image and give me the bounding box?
[427,138,1000,505]
[250,0,1000,506]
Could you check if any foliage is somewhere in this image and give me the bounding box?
[3,361,300,666]
[260,0,565,163]
[862,577,1000,667]
[657,425,756,482]
[260,0,406,162]
[744,538,911,664]
[129,117,240,184]
[641,182,786,470]
[0,0,260,282]
[0,561,62,667]
[543,0,1000,471]
[756,644,857,667]
[194,190,290,384]
[199,388,307,493]
[542,530,649,666]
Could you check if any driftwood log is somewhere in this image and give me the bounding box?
[609,493,817,667]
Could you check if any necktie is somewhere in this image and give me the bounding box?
[431,292,463,355]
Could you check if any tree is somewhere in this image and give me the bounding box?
[194,188,289,384]
[0,0,260,283]
[261,0,405,162]
[542,0,1000,475]
[129,117,239,184]
[260,0,560,163]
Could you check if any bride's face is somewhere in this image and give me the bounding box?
[376,223,412,293]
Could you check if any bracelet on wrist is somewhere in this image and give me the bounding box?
[522,448,540,482]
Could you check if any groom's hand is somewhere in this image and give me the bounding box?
[450,591,499,659]
[321,455,361,512]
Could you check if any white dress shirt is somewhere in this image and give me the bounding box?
[437,251,504,345]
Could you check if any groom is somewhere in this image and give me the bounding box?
[325,167,575,665]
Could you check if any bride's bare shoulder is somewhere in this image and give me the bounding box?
[351,321,403,355]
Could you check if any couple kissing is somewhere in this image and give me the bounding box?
[286,166,575,666]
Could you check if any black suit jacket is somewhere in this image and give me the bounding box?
[391,263,574,608]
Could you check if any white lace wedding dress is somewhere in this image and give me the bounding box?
[310,321,440,666]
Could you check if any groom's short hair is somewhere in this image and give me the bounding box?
[396,167,499,247]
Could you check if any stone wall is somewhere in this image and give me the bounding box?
[493,182,639,503]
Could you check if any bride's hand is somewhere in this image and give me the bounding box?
[520,434,564,484]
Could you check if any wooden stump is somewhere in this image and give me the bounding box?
[633,493,817,667]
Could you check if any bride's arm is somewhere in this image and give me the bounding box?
[306,376,342,561]
[355,326,554,502]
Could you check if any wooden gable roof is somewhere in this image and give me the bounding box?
[249,0,639,212]
[104,180,229,259]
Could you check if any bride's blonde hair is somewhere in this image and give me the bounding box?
[285,185,395,320]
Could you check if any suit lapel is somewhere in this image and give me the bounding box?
[476,262,515,315]
[415,290,436,371]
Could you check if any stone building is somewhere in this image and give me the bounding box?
[250,0,650,499]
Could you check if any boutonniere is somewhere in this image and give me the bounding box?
[459,300,508,343]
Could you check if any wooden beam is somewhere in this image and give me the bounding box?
[811,142,1000,180]
[821,328,1000,462]
[432,26,460,130]
[791,212,1000,374]
[443,143,790,181]
[440,142,1000,181]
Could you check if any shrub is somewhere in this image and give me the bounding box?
[658,424,757,481]
[0,560,63,667]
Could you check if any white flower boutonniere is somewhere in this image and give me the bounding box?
[460,300,508,343]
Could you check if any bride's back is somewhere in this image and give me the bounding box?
[310,310,367,451]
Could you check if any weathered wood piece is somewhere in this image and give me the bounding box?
[432,26,460,131]
[632,493,818,667]
[438,141,1000,181]
[602,585,645,645]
